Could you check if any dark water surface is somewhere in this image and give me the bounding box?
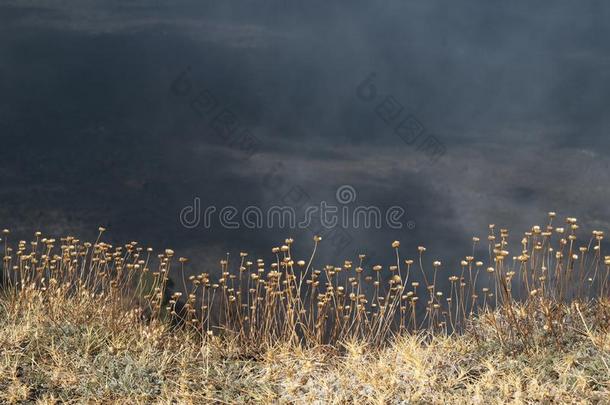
[1,1,610,287]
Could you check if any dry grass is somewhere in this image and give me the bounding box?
[0,213,608,403]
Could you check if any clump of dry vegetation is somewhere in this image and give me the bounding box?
[0,213,608,403]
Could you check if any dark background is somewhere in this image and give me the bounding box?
[1,0,609,283]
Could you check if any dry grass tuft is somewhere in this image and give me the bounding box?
[0,214,608,403]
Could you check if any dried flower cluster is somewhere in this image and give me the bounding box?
[0,213,608,351]
[0,214,608,402]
